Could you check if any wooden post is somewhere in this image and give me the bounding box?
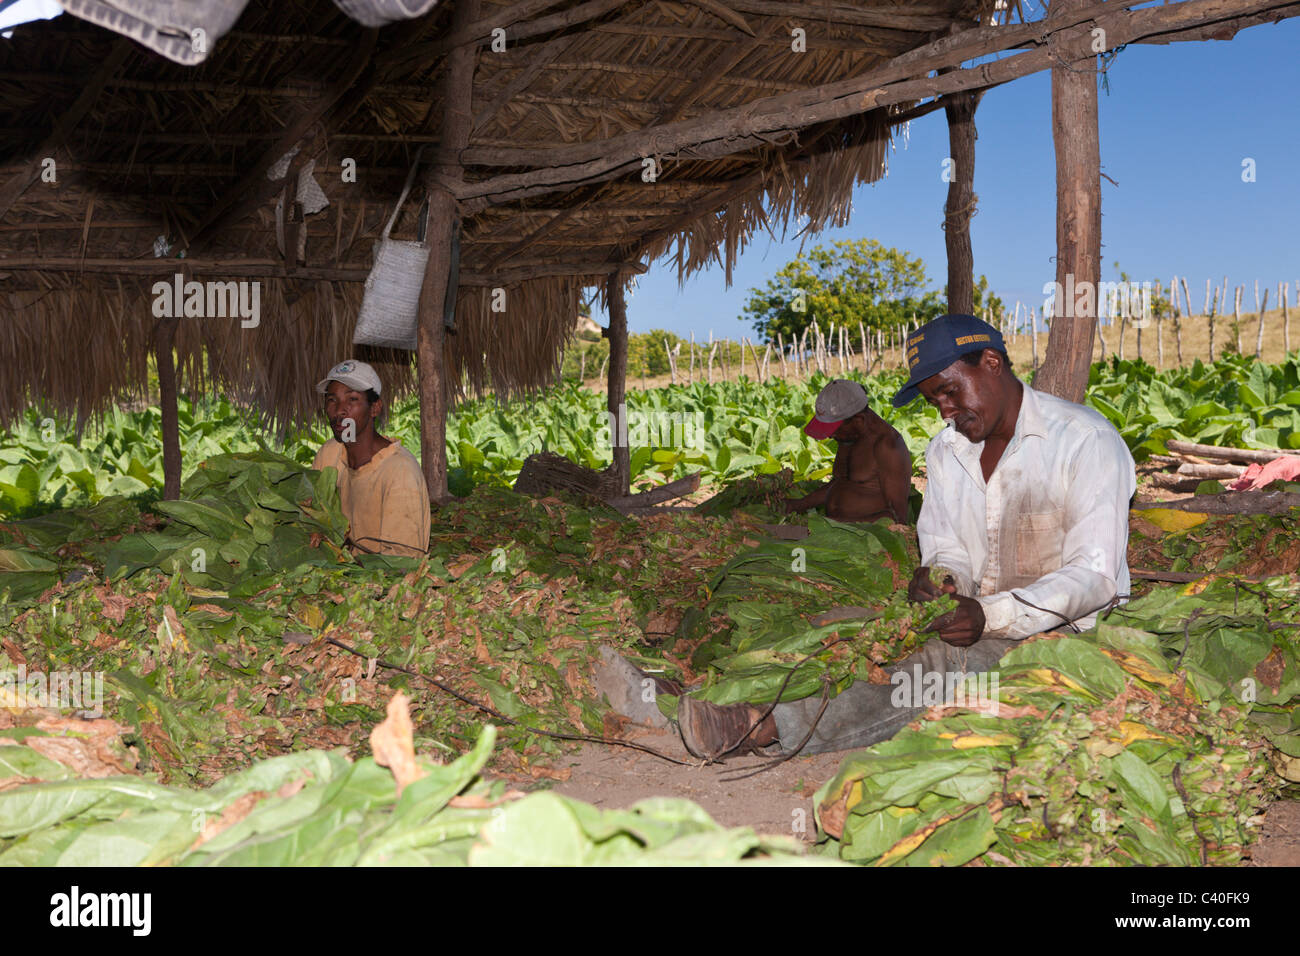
[606,272,630,494]
[1033,0,1101,403]
[1255,282,1269,359]
[777,332,787,377]
[1233,284,1243,354]
[664,337,677,385]
[1178,276,1191,366]
[1205,280,1216,361]
[689,331,696,384]
[1030,307,1039,372]
[416,0,478,505]
[708,330,714,384]
[153,317,182,500]
[943,88,979,314]
[859,322,868,371]
[1283,282,1291,355]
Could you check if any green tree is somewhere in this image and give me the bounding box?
[741,239,944,343]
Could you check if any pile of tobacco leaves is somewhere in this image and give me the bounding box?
[0,451,765,782]
[814,574,1300,865]
[0,706,828,866]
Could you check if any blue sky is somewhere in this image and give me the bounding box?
[616,16,1300,339]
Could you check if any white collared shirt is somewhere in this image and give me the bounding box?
[917,383,1136,640]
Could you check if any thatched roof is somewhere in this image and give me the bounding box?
[0,0,1009,429]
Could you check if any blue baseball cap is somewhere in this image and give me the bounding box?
[891,315,1005,407]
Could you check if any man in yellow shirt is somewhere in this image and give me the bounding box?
[313,360,430,557]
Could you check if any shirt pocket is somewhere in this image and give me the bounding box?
[1014,509,1065,577]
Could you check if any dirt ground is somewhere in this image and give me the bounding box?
[543,730,843,846]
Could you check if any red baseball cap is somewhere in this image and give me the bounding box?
[804,380,869,439]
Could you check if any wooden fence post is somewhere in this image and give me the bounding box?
[1233,284,1243,355]
[1030,306,1039,371]
[1205,280,1216,361]
[1283,282,1291,355]
[1255,283,1269,359]
[1178,276,1191,366]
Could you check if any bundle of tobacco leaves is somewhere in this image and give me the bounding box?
[814,575,1300,866]
[657,515,953,714]
[694,469,797,517]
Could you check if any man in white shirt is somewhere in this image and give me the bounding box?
[654,314,1136,759]
[899,314,1136,644]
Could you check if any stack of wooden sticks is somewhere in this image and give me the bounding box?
[1146,440,1292,491]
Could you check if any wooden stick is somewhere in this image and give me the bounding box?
[1133,490,1300,515]
[1233,284,1243,354]
[1206,279,1216,361]
[607,472,702,514]
[777,332,787,377]
[1131,569,1212,583]
[1179,275,1192,366]
[1174,462,1245,479]
[1166,440,1291,464]
[859,321,869,371]
[1283,281,1291,355]
[1255,282,1269,359]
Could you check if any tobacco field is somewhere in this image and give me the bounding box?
[1,355,1298,866]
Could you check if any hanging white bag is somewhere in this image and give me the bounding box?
[353,148,428,351]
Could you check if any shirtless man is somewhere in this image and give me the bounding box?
[783,379,912,524]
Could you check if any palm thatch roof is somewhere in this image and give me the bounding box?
[2,0,1020,429]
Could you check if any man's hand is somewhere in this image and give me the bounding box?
[907,566,956,603]
[927,595,985,647]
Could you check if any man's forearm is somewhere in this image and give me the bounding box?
[788,484,830,511]
[978,565,1119,640]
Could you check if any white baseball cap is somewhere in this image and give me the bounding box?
[316,359,382,396]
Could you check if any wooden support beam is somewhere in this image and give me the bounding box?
[153,316,182,500]
[605,272,631,495]
[1034,0,1102,404]
[724,0,956,32]
[682,0,756,36]
[0,39,132,225]
[0,256,645,285]
[942,67,980,315]
[416,0,480,506]
[590,21,890,52]
[381,0,627,70]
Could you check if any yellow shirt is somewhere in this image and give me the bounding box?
[312,439,430,557]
